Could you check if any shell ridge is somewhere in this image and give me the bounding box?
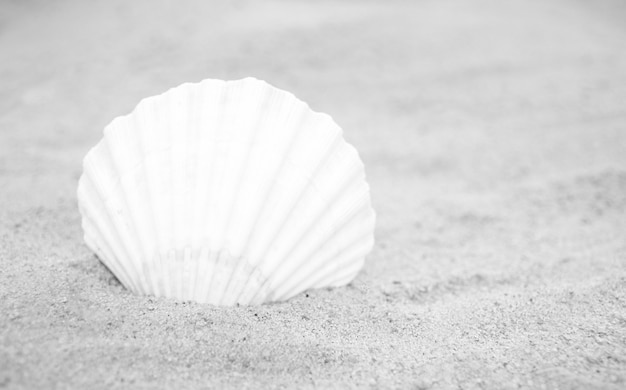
[271,199,375,300]
[221,80,278,253]
[212,251,232,305]
[193,247,211,302]
[163,250,174,298]
[170,87,203,298]
[259,131,360,272]
[114,118,161,294]
[209,84,241,248]
[318,210,376,287]
[191,82,225,251]
[152,252,165,297]
[80,204,138,293]
[80,154,144,293]
[81,210,133,289]
[132,98,162,296]
[244,109,329,264]
[167,90,184,298]
[312,233,374,290]
[277,216,375,301]
[198,82,233,248]
[83,235,127,287]
[170,88,186,249]
[101,126,147,276]
[326,240,373,287]
[205,84,235,250]
[213,81,270,302]
[246,128,344,303]
[226,254,273,305]
[255,136,359,288]
[104,124,152,294]
[185,87,208,300]
[226,90,310,304]
[202,248,219,304]
[266,167,366,293]
[220,253,251,305]
[187,86,206,251]
[84,233,126,286]
[218,87,308,302]
[234,95,308,259]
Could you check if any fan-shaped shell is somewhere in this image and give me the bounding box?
[77,77,376,305]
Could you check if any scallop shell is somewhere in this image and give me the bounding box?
[77,77,376,305]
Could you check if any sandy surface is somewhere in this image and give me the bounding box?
[1,0,626,388]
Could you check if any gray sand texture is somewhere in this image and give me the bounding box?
[1,0,626,388]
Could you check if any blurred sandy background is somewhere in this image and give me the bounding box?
[1,0,625,388]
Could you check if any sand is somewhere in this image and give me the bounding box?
[1,0,625,388]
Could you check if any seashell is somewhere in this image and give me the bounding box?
[77,77,376,305]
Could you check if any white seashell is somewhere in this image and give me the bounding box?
[77,77,376,305]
